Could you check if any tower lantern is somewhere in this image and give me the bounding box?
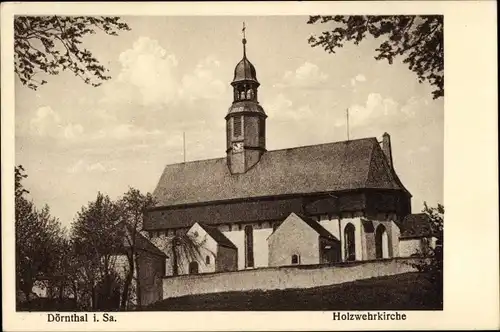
[226,24,267,174]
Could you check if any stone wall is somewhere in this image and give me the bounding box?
[162,257,420,299]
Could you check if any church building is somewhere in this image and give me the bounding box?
[144,33,432,277]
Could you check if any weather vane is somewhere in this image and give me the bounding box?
[242,22,246,39]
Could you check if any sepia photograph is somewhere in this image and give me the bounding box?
[2,2,498,330]
[13,14,444,312]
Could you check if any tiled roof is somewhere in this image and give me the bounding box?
[295,213,339,241]
[132,231,166,257]
[116,222,166,257]
[197,223,237,250]
[398,213,433,239]
[152,137,408,208]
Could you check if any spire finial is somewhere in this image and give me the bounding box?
[242,22,247,57]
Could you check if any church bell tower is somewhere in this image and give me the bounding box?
[226,25,267,174]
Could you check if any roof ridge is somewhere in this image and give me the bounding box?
[157,137,378,168]
[196,222,237,249]
[267,137,377,154]
[294,213,339,241]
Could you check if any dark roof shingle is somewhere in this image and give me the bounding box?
[296,214,339,241]
[197,223,237,249]
[398,213,433,239]
[116,222,166,257]
[152,137,407,207]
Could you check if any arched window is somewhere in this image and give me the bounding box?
[244,225,254,268]
[205,255,211,265]
[247,89,254,99]
[188,261,199,274]
[291,254,300,265]
[344,223,356,261]
[240,90,245,100]
[375,224,390,259]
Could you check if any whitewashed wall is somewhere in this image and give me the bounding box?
[399,237,437,257]
[320,217,363,261]
[185,223,218,274]
[163,257,421,299]
[222,223,273,270]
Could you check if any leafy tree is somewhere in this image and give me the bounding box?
[413,202,444,305]
[307,15,443,99]
[15,165,66,308]
[70,192,123,310]
[117,188,156,310]
[170,233,206,277]
[14,16,130,90]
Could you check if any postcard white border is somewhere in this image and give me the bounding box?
[2,1,498,331]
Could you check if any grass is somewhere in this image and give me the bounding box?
[146,272,443,311]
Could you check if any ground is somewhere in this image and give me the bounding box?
[147,272,442,311]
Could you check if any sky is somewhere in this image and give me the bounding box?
[15,16,444,229]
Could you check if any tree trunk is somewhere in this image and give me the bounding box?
[72,281,78,308]
[91,284,97,310]
[135,252,142,309]
[21,279,33,310]
[120,251,134,310]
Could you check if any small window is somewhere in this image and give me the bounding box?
[291,254,300,265]
[205,255,211,265]
[233,116,242,137]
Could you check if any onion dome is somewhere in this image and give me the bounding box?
[231,38,259,85]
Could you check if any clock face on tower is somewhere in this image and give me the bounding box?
[232,142,244,153]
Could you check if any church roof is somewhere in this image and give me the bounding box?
[294,213,339,241]
[398,213,434,239]
[197,223,237,249]
[152,137,409,208]
[115,221,166,257]
[227,100,266,117]
[233,57,258,83]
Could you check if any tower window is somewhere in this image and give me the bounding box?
[291,254,300,265]
[233,116,242,137]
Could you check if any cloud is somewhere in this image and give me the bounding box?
[29,106,85,140]
[275,62,328,88]
[115,36,179,106]
[108,37,227,109]
[91,124,163,141]
[67,160,117,174]
[265,93,293,114]
[30,106,62,136]
[179,56,227,101]
[350,74,367,87]
[341,93,403,128]
[63,123,84,139]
